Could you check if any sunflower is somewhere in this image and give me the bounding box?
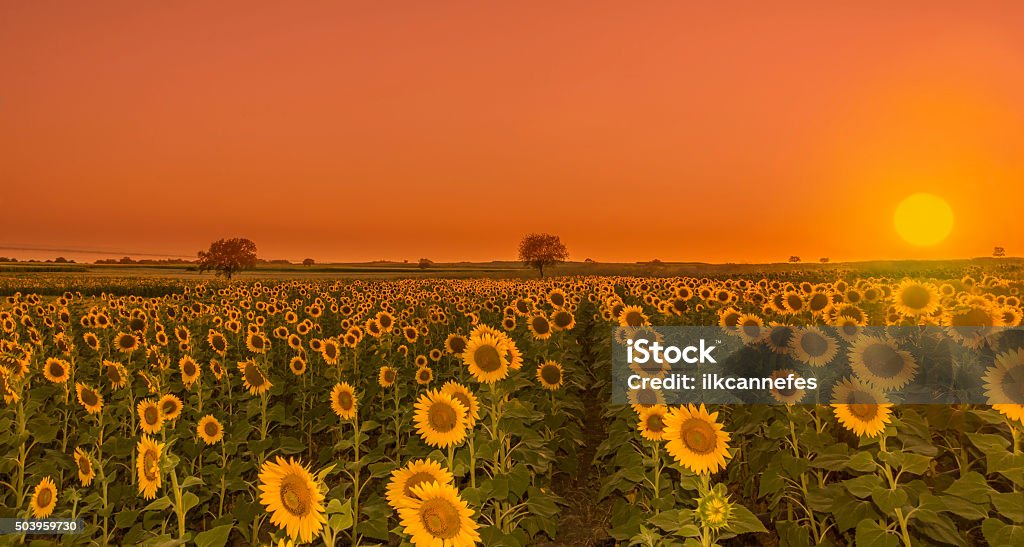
[527,315,552,340]
[210,359,225,380]
[849,336,917,391]
[386,458,455,510]
[831,377,892,438]
[75,382,104,414]
[789,327,838,367]
[416,366,434,385]
[246,331,270,354]
[180,356,201,388]
[893,279,941,317]
[946,304,1002,348]
[551,310,576,331]
[628,385,667,410]
[637,405,668,441]
[114,332,140,353]
[320,339,341,365]
[619,305,649,327]
[197,415,224,445]
[289,356,307,376]
[258,456,327,544]
[239,360,272,396]
[735,314,765,344]
[103,360,128,389]
[993,404,1024,424]
[445,334,468,355]
[74,447,95,486]
[0,367,18,404]
[137,400,164,434]
[397,481,480,547]
[207,330,228,357]
[159,394,183,422]
[461,333,510,384]
[330,382,358,420]
[136,435,164,500]
[378,366,397,388]
[43,357,71,384]
[440,381,481,429]
[30,476,58,518]
[414,390,468,448]
[770,369,806,404]
[83,332,101,352]
[663,404,732,475]
[983,348,1024,406]
[536,360,564,390]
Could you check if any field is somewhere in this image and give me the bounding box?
[1,261,1023,546]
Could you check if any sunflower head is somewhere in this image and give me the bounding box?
[258,457,327,544]
[396,481,480,546]
[330,382,358,420]
[413,390,468,448]
[663,404,732,475]
[30,476,58,518]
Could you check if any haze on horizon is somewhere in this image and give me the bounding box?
[2,2,1023,264]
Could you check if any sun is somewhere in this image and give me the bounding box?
[893,193,954,246]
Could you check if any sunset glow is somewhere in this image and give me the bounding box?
[2,2,1022,262]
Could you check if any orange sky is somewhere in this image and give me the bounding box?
[2,2,1022,263]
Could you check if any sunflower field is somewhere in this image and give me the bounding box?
[0,268,1022,546]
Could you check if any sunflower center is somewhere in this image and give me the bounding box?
[809,293,829,311]
[428,403,458,433]
[244,364,265,387]
[337,390,354,410]
[901,286,931,310]
[143,451,159,480]
[78,456,92,475]
[680,417,717,455]
[1001,365,1024,404]
[404,472,438,497]
[37,488,52,507]
[162,401,177,416]
[419,497,461,539]
[801,333,828,357]
[531,317,550,334]
[144,406,160,425]
[81,388,99,406]
[846,390,879,420]
[473,345,502,373]
[553,311,572,328]
[540,365,561,386]
[184,362,197,376]
[862,344,905,378]
[646,414,665,432]
[769,328,793,348]
[279,474,312,517]
[48,362,64,377]
[204,421,220,437]
[624,311,643,327]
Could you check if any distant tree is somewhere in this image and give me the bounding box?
[197,238,258,279]
[54,256,69,263]
[518,233,569,278]
[418,258,434,270]
[820,257,830,264]
[302,258,315,267]
[119,256,135,264]
[649,259,664,266]
[584,258,595,263]
[789,256,801,263]
[994,246,1006,258]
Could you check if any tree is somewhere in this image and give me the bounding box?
[197,238,258,279]
[788,256,801,263]
[302,258,315,266]
[994,246,1006,258]
[518,233,568,278]
[820,257,830,264]
[418,258,434,270]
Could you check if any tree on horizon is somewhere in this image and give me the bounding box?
[518,233,568,278]
[197,238,258,279]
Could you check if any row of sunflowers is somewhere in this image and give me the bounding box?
[0,269,1022,545]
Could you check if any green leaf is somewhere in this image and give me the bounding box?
[856,519,900,547]
[911,509,965,546]
[991,492,1024,523]
[180,476,204,489]
[181,492,201,515]
[728,504,767,534]
[144,496,174,511]
[846,451,877,473]
[647,511,681,533]
[943,471,992,504]
[966,433,1009,454]
[982,518,1024,545]
[871,488,908,513]
[194,524,233,547]
[843,475,884,499]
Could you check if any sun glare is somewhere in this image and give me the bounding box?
[893,193,954,246]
